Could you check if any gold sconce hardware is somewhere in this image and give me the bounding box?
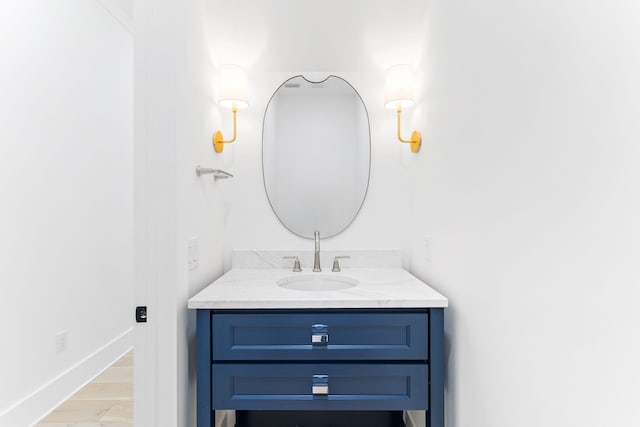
[384,64,421,153]
[395,106,421,153]
[213,65,249,153]
[213,104,238,153]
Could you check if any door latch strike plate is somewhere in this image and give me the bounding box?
[136,306,147,323]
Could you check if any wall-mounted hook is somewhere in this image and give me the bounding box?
[195,166,234,180]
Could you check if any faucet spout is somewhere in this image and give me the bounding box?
[313,230,321,272]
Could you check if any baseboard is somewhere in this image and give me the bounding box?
[0,327,133,427]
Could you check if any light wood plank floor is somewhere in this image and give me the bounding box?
[36,351,133,427]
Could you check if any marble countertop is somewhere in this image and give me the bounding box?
[188,268,448,309]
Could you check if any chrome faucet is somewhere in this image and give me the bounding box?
[313,230,321,272]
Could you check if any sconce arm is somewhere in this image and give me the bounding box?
[395,106,422,153]
[213,105,238,152]
[396,107,411,143]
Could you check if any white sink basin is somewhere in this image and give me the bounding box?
[277,274,359,291]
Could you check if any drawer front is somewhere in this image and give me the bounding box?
[211,311,428,361]
[212,363,428,410]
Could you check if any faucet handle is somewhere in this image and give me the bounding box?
[331,256,351,272]
[283,256,302,272]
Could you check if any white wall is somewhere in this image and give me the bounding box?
[409,0,640,426]
[203,0,419,263]
[0,1,134,425]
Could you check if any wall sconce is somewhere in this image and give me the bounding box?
[384,64,421,153]
[213,64,249,153]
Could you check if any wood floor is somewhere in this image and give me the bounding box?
[36,351,133,427]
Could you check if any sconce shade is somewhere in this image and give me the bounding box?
[384,64,415,110]
[218,64,249,109]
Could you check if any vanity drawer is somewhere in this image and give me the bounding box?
[211,310,428,361]
[212,363,428,411]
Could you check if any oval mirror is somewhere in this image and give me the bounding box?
[263,75,370,239]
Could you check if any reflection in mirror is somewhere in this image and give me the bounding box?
[263,75,370,239]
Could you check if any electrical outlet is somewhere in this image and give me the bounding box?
[55,331,68,354]
[188,237,199,270]
[423,235,433,263]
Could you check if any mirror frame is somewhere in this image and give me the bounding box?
[261,74,371,239]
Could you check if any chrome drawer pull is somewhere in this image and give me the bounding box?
[312,375,329,395]
[311,324,329,345]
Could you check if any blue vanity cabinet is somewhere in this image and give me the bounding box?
[196,308,444,427]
